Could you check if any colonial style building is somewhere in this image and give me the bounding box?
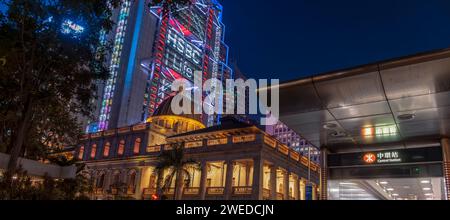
[76,96,320,200]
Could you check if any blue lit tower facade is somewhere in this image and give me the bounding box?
[85,0,232,133]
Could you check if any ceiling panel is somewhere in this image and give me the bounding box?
[389,91,450,112]
[329,101,391,120]
[278,50,450,150]
[314,71,385,109]
[354,135,403,146]
[279,79,323,115]
[380,57,450,100]
[279,110,335,126]
[397,119,442,137]
[338,114,396,132]
[393,106,450,124]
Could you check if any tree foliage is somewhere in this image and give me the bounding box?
[0,165,93,200]
[0,0,120,173]
[153,142,199,200]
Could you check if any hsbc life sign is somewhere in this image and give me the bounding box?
[363,151,402,164]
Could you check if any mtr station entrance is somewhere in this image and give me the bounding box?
[274,48,450,200]
[327,146,445,200]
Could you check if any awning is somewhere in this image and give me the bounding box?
[277,48,450,153]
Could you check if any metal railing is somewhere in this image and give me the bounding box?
[232,186,253,195]
[143,188,156,195]
[207,187,225,195]
[183,187,200,195]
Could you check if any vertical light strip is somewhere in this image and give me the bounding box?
[98,0,132,131]
[121,0,145,124]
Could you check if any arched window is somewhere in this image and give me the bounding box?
[133,138,141,154]
[78,146,85,160]
[90,144,97,159]
[103,142,111,157]
[111,171,121,188]
[118,140,125,156]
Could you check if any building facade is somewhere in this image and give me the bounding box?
[84,0,233,133]
[76,96,320,200]
[266,121,320,163]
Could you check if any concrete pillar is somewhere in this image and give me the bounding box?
[283,171,289,200]
[442,138,450,200]
[270,165,277,200]
[104,169,112,193]
[252,157,264,200]
[320,148,328,200]
[134,168,143,199]
[224,160,234,200]
[174,169,184,200]
[293,174,299,200]
[199,161,208,200]
[245,162,252,186]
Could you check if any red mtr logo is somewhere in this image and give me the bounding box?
[363,153,377,164]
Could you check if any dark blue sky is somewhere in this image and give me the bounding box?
[220,0,450,81]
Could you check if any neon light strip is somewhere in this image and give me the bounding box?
[98,0,132,131]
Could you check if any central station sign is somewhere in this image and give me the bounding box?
[328,147,443,167]
[363,151,402,164]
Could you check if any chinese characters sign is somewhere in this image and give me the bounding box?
[363,151,402,164]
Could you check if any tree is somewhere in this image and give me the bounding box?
[0,0,120,174]
[0,164,94,200]
[154,142,199,200]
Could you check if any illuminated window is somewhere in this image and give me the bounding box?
[364,125,398,137]
[78,146,85,160]
[134,138,141,154]
[90,144,97,159]
[118,140,125,156]
[363,127,374,136]
[103,142,111,157]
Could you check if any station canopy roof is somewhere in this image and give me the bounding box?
[277,48,450,153]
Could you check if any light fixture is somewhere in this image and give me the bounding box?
[392,193,399,196]
[363,127,374,136]
[422,188,431,191]
[424,193,433,196]
[379,181,388,185]
[323,123,337,130]
[397,113,415,121]
[386,188,394,191]
[420,180,430,184]
[339,182,356,185]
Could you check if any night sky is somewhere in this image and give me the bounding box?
[3,1,450,82]
[220,0,450,81]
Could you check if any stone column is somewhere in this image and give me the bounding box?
[283,171,289,200]
[224,160,234,200]
[442,138,450,200]
[293,174,299,200]
[270,165,277,200]
[199,161,208,200]
[320,148,328,200]
[252,157,264,200]
[134,168,143,199]
[245,162,252,186]
[104,169,112,193]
